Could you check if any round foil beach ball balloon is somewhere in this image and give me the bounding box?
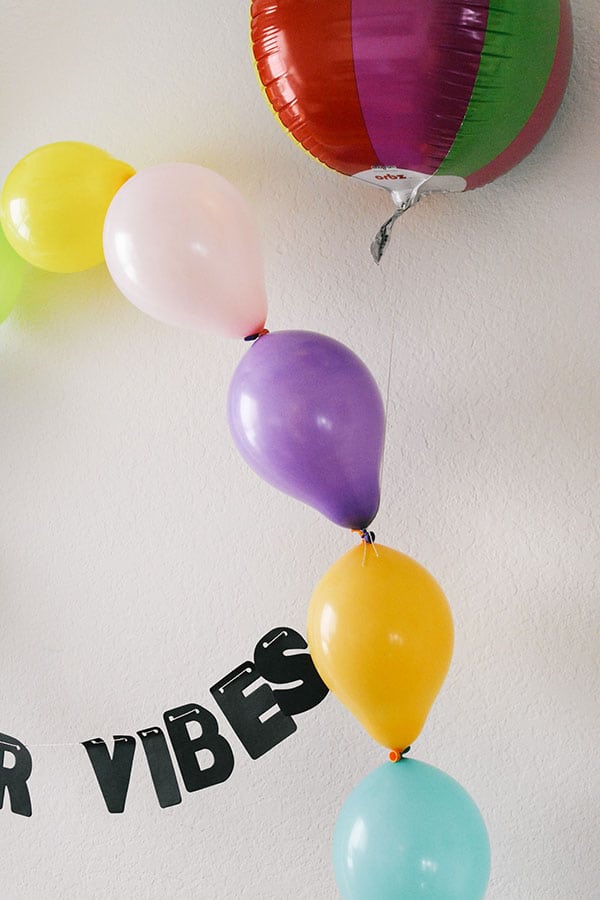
[251,0,572,213]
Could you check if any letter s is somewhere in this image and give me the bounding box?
[254,628,328,717]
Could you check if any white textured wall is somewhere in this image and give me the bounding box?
[1,2,598,898]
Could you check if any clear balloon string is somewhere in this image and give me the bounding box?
[17,741,82,750]
[378,274,398,507]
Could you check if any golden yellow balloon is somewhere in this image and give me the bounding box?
[0,141,134,273]
[307,543,454,752]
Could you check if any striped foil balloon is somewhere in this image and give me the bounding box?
[251,0,572,205]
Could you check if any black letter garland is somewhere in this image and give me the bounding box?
[1,627,327,816]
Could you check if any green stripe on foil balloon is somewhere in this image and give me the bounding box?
[437,0,561,179]
[0,224,26,323]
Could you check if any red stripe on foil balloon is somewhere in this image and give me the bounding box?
[251,1,378,175]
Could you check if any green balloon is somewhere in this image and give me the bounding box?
[0,223,26,322]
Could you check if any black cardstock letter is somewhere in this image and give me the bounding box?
[0,733,33,818]
[210,662,296,759]
[82,735,136,814]
[137,727,182,809]
[163,704,234,792]
[254,627,329,715]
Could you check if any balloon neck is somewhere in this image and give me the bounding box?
[353,529,376,544]
[388,746,411,763]
[390,187,422,211]
[244,327,270,342]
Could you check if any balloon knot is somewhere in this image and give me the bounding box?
[388,746,411,763]
[353,529,375,544]
[244,328,270,342]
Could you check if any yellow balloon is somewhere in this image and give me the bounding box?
[0,142,134,273]
[307,543,454,752]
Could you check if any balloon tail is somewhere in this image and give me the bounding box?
[353,529,376,544]
[370,189,421,264]
[379,326,396,500]
[244,328,270,342]
[389,745,411,763]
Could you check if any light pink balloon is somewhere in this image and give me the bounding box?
[103,163,267,338]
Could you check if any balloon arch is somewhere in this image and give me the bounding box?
[1,1,572,897]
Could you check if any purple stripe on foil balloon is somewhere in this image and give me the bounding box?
[351,0,490,173]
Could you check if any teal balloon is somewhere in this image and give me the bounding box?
[333,759,491,899]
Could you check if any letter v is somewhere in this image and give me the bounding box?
[82,735,136,813]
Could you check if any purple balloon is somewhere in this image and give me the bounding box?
[227,330,385,529]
